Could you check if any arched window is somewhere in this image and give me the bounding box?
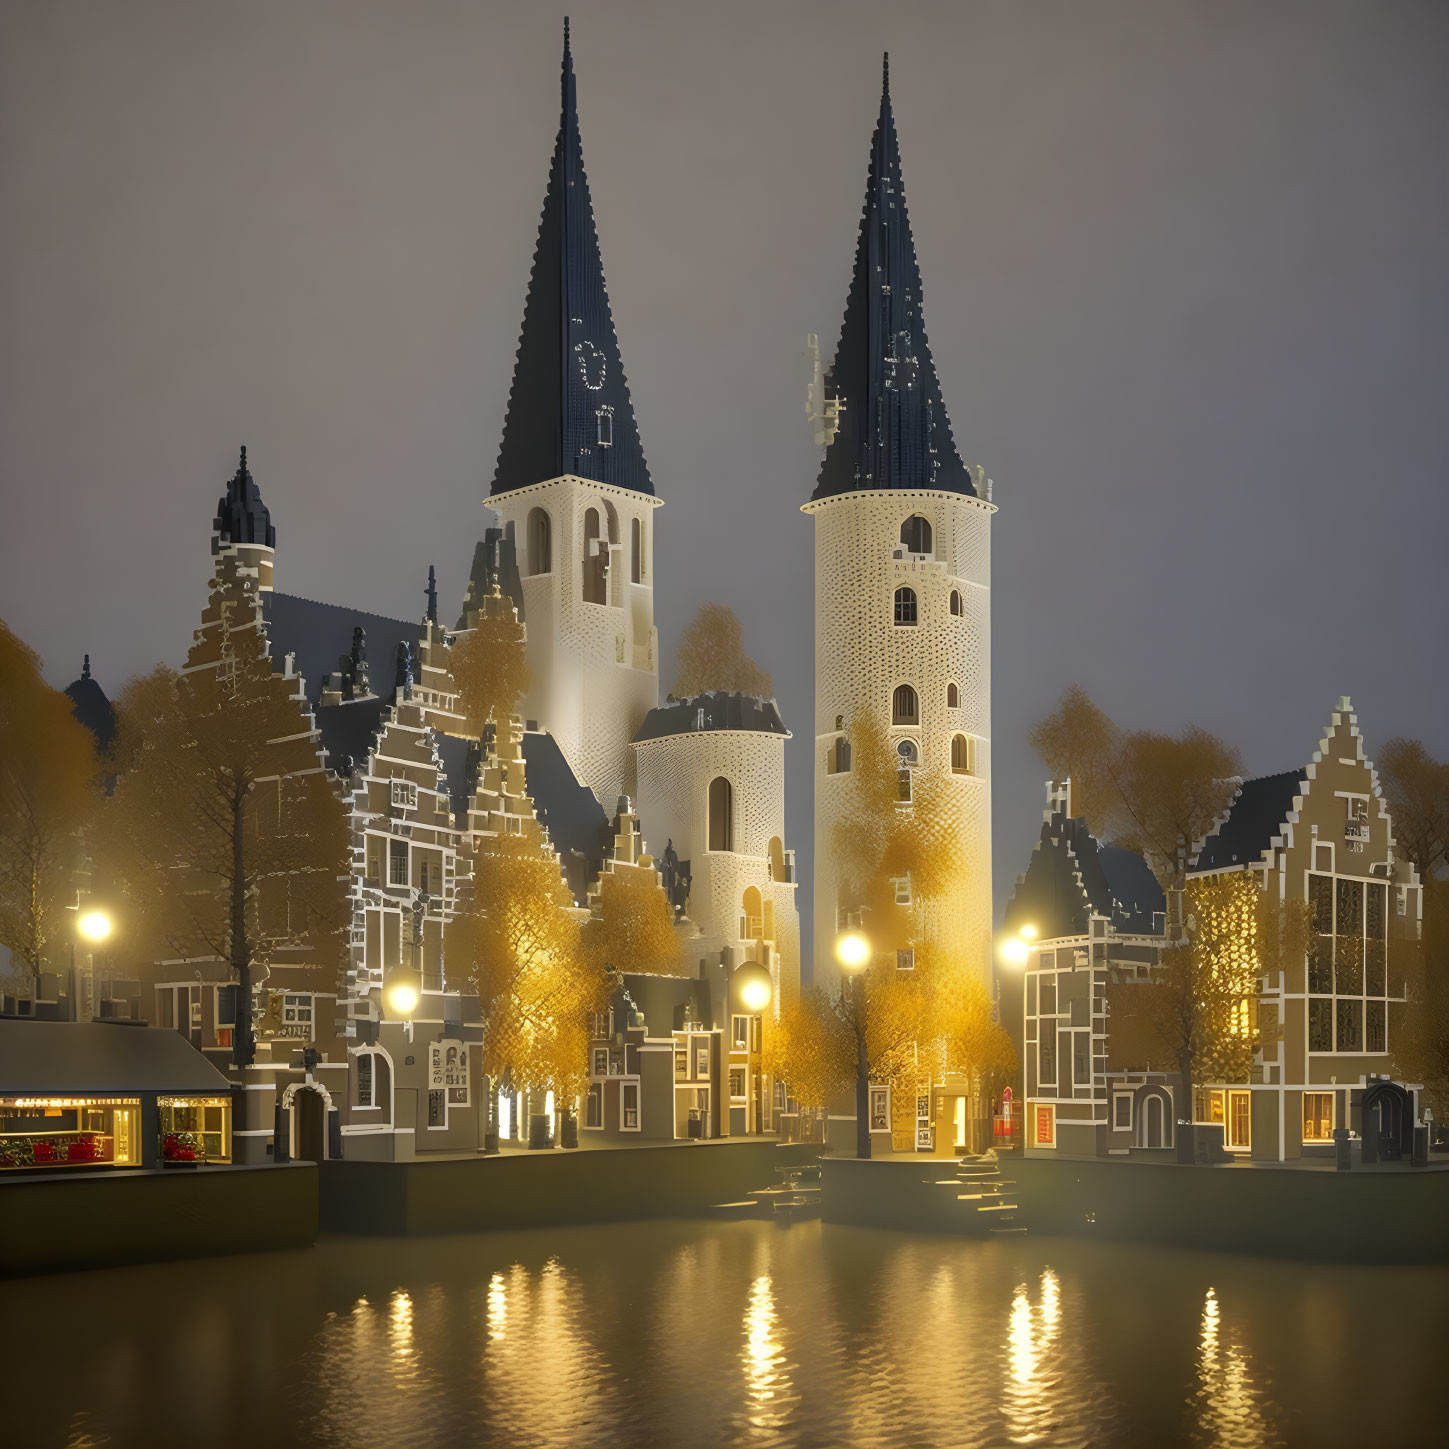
[708,776,734,852]
[892,685,918,726]
[631,517,643,583]
[596,405,614,448]
[583,507,607,604]
[946,682,959,709]
[893,587,917,626]
[527,508,551,575]
[603,498,619,543]
[768,836,787,882]
[950,589,963,616]
[900,515,932,555]
[951,734,974,775]
[742,886,762,939]
[896,738,919,766]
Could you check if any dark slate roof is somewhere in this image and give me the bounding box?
[263,592,422,705]
[64,656,115,755]
[491,23,652,498]
[213,446,276,549]
[634,692,788,744]
[0,1019,232,1094]
[521,730,610,893]
[1006,810,1165,941]
[314,696,387,777]
[812,57,975,503]
[436,732,481,823]
[1192,771,1304,872]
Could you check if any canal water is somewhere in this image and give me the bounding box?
[5,1221,1445,1449]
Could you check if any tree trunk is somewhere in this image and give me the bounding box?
[854,974,871,1160]
[230,783,255,1069]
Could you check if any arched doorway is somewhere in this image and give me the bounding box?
[1136,1087,1173,1150]
[293,1085,327,1163]
[1360,1081,1411,1164]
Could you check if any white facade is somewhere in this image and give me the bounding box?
[634,723,801,1007]
[805,484,994,988]
[490,475,662,810]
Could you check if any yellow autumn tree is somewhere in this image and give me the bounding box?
[98,558,350,1065]
[452,826,606,1109]
[670,603,773,698]
[581,862,686,978]
[1030,685,1242,903]
[449,589,530,737]
[1113,872,1310,1096]
[0,621,99,982]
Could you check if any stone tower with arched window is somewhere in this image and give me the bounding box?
[632,692,801,1006]
[805,56,994,988]
[486,25,660,810]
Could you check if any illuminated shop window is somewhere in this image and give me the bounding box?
[1303,1092,1334,1143]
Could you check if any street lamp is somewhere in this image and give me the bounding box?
[835,930,873,1160]
[384,962,421,1020]
[731,962,774,1134]
[732,961,774,1015]
[999,923,1035,968]
[69,907,114,1022]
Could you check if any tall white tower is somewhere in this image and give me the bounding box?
[486,23,660,810]
[807,56,994,989]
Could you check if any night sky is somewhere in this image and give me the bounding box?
[3,1,1446,970]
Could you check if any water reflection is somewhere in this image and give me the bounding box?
[1191,1287,1282,1449]
[742,1273,793,1437]
[2,1224,1445,1449]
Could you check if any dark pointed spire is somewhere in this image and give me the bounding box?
[811,56,975,502]
[213,444,277,548]
[82,653,91,681]
[426,564,438,624]
[491,21,653,497]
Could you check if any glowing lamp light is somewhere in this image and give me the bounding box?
[733,961,774,1014]
[835,931,871,973]
[77,910,113,944]
[1018,923,1038,941]
[385,981,420,1018]
[1000,936,1030,968]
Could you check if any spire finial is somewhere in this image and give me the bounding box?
[239,444,247,475]
[882,51,890,95]
[426,564,438,624]
[82,653,91,681]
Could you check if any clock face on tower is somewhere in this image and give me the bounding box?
[574,339,607,391]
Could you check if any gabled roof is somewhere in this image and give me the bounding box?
[0,1019,232,1094]
[1006,789,1165,940]
[812,56,975,503]
[491,22,652,498]
[521,730,610,898]
[633,691,788,744]
[1192,770,1305,872]
[262,592,422,706]
[213,445,276,550]
[64,655,116,755]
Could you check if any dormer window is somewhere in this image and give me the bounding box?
[596,405,614,447]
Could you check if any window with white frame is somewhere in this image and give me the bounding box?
[1344,795,1369,847]
[391,780,418,810]
[591,1047,610,1078]
[586,1083,603,1127]
[282,994,313,1038]
[621,1081,640,1130]
[1113,1093,1132,1130]
[869,1086,890,1132]
[732,1016,749,1049]
[896,948,915,971]
[356,1053,375,1108]
[389,839,409,886]
[729,1067,746,1099]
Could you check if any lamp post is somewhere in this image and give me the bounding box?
[71,908,113,1022]
[730,961,773,1134]
[836,930,872,1160]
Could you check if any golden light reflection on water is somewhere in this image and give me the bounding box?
[486,1270,506,1342]
[1192,1287,1282,1449]
[742,1273,793,1435]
